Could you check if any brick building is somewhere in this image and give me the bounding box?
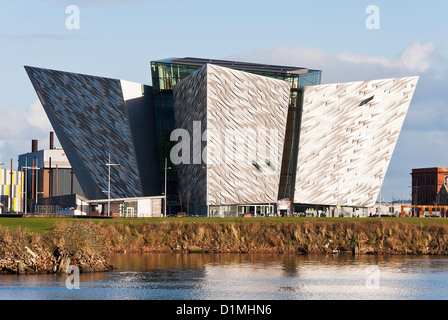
[411,167,448,205]
[18,134,85,213]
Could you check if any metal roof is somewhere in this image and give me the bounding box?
[153,57,309,75]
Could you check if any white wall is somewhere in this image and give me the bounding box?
[43,149,72,168]
[137,199,152,217]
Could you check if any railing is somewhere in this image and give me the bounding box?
[401,205,448,218]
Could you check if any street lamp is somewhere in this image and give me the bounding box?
[378,188,385,216]
[0,162,5,214]
[164,158,171,217]
[105,153,120,217]
[202,165,211,217]
[22,157,29,214]
[336,157,342,217]
[413,186,420,217]
[23,158,40,214]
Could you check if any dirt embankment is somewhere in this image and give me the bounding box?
[0,222,112,274]
[2,219,448,274]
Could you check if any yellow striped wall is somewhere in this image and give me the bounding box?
[0,169,24,212]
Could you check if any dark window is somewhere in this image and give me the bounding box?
[360,95,374,106]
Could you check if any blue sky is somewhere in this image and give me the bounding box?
[0,0,447,202]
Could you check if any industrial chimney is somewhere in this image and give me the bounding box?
[50,131,54,150]
[32,139,38,153]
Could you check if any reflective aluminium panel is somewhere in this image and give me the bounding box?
[294,77,419,207]
[25,66,146,199]
[174,64,291,206]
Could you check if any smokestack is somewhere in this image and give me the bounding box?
[32,140,38,153]
[50,131,54,150]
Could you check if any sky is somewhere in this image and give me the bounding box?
[0,0,447,202]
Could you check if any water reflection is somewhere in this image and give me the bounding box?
[1,253,448,300]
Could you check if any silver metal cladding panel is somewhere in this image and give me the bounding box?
[173,64,209,206]
[174,64,291,206]
[25,67,143,199]
[206,64,290,205]
[294,77,419,207]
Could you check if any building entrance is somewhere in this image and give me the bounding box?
[237,204,275,217]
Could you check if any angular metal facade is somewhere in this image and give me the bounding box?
[173,64,291,206]
[25,66,160,199]
[294,77,419,207]
[172,64,208,208]
[24,58,419,214]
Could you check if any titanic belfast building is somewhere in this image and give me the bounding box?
[25,57,418,217]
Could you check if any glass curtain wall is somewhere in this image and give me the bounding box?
[150,61,202,214]
[150,59,322,215]
[277,70,322,202]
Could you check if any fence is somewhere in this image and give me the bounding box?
[401,205,448,218]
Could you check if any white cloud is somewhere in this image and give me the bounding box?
[336,42,435,73]
[24,100,53,130]
[229,41,436,83]
[0,108,31,139]
[397,42,435,72]
[336,51,393,67]
[0,100,56,166]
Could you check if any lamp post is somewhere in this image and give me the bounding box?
[164,158,171,217]
[378,188,385,217]
[336,157,342,217]
[0,161,5,214]
[22,157,28,214]
[414,186,420,217]
[379,188,381,215]
[9,158,13,213]
[23,158,40,214]
[105,153,120,217]
[35,159,40,211]
[202,165,211,217]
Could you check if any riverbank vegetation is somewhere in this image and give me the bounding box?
[0,220,112,274]
[2,218,448,272]
[86,218,448,255]
[3,216,448,234]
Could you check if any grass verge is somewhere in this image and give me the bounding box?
[1,216,448,234]
[2,217,448,256]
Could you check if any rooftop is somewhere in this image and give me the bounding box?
[412,167,448,173]
[153,57,310,75]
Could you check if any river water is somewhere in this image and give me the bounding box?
[0,253,448,300]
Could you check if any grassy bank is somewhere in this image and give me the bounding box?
[2,216,448,234]
[2,217,448,256]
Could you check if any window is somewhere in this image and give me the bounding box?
[360,95,374,106]
[252,161,263,172]
[265,159,276,171]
